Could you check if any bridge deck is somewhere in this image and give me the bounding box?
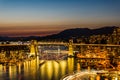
[0,42,120,47]
[0,44,29,47]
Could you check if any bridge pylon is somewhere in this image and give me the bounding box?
[68,39,74,57]
[30,40,38,56]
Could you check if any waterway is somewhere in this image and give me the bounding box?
[0,57,78,80]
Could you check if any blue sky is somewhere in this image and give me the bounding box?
[0,0,120,36]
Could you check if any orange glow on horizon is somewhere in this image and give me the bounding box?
[0,22,120,37]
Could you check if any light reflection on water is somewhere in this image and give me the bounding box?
[0,57,75,80]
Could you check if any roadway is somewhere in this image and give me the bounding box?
[0,42,120,47]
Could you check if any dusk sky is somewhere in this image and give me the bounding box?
[0,0,120,37]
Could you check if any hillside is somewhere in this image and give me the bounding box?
[0,26,118,41]
[42,26,118,40]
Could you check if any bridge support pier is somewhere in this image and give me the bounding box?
[30,40,38,56]
[68,39,74,57]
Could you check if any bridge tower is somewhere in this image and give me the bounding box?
[68,39,74,56]
[30,40,38,56]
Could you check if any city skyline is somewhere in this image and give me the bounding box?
[0,0,120,37]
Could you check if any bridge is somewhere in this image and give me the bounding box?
[38,42,120,47]
[0,40,120,57]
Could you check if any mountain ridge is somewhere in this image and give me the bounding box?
[42,26,118,40]
[0,26,119,41]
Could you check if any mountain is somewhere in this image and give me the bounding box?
[42,26,118,40]
[0,26,118,41]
